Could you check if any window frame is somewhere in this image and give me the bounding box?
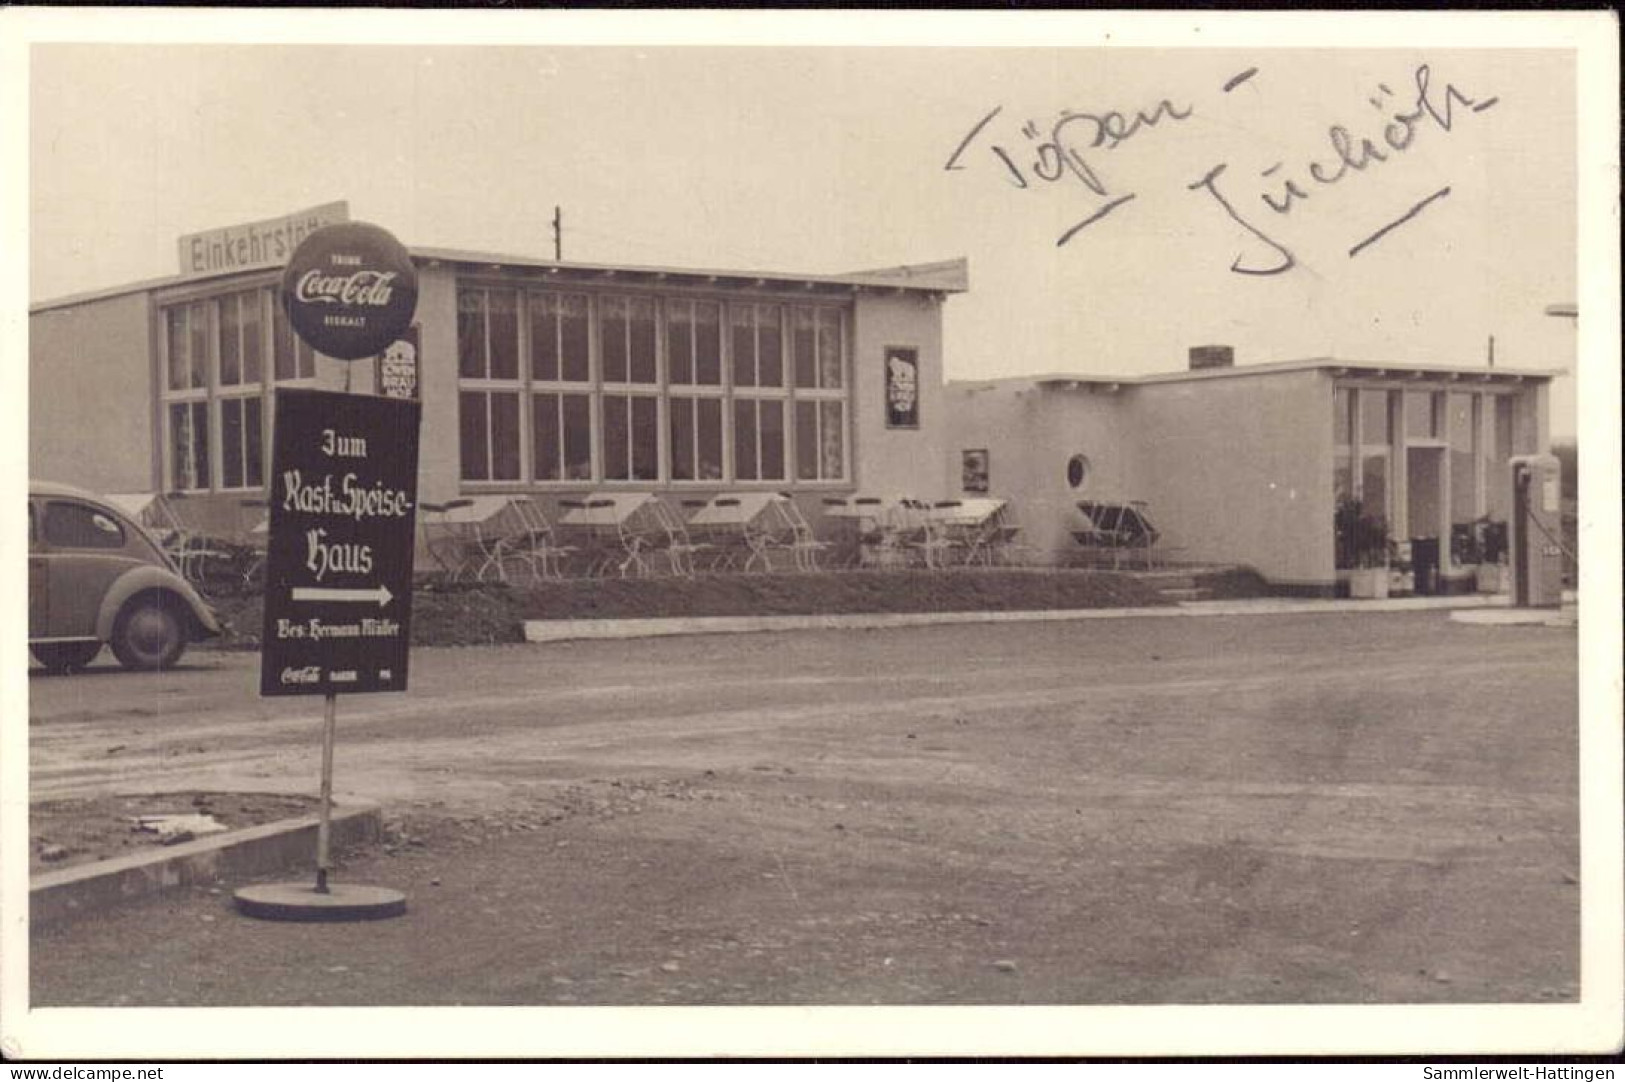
[454,279,853,491]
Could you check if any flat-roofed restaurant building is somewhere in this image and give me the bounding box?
[28,203,967,549]
[944,347,1555,596]
[31,204,1555,597]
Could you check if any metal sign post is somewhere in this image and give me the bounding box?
[235,222,419,923]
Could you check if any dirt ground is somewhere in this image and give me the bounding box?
[28,610,1579,1010]
[29,791,320,875]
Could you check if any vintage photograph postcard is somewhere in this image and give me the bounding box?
[2,7,1619,1062]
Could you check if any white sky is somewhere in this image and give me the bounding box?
[26,33,1584,432]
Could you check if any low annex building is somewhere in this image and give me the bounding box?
[944,348,1554,595]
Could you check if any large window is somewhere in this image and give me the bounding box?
[168,401,210,492]
[601,296,658,384]
[533,393,593,481]
[459,288,523,482]
[161,286,302,492]
[602,394,660,482]
[460,391,521,482]
[670,396,724,482]
[529,293,590,383]
[456,287,849,488]
[733,399,786,482]
[1335,383,1529,572]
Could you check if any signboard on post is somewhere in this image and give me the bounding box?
[238,221,420,920]
[260,389,421,697]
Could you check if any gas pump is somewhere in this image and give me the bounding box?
[1507,453,1565,608]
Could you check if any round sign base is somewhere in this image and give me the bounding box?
[234,882,406,922]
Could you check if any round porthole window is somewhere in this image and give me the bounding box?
[1066,454,1091,489]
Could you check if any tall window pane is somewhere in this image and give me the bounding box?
[695,303,721,385]
[534,394,562,480]
[1404,391,1438,440]
[631,395,658,480]
[820,401,844,479]
[668,302,694,385]
[1360,454,1388,521]
[731,307,756,388]
[219,295,242,386]
[530,295,561,382]
[560,296,590,382]
[1359,389,1390,445]
[817,309,843,388]
[244,397,264,487]
[167,308,192,391]
[759,400,785,480]
[169,402,209,491]
[758,308,782,387]
[795,400,819,481]
[793,308,817,389]
[488,291,519,381]
[458,292,485,379]
[188,303,209,389]
[671,397,696,480]
[733,399,758,480]
[1333,387,1353,448]
[602,299,629,383]
[628,298,656,384]
[490,392,520,480]
[273,298,315,381]
[603,395,630,480]
[459,392,488,481]
[562,394,592,480]
[1449,393,1477,528]
[241,293,263,384]
[222,399,245,488]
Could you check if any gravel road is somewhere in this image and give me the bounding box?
[30,610,1579,1010]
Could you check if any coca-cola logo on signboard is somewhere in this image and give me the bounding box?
[281,222,417,360]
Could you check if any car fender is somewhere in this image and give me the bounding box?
[95,567,222,641]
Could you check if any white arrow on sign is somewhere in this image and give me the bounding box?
[291,584,394,607]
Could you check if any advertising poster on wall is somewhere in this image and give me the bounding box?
[884,346,919,428]
[375,324,420,400]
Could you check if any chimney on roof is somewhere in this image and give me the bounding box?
[1189,345,1234,370]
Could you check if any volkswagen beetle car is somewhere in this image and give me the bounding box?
[28,480,222,672]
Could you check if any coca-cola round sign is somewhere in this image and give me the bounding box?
[280,222,417,360]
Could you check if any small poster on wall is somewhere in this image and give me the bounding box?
[962,448,990,493]
[885,346,919,429]
[375,324,420,400]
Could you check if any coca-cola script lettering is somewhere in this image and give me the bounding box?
[281,221,418,359]
[295,269,398,307]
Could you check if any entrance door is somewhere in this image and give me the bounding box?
[1406,447,1445,595]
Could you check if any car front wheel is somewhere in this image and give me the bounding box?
[31,641,103,673]
[111,596,188,671]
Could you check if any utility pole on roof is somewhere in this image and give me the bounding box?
[553,206,562,261]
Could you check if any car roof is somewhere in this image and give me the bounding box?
[29,479,111,502]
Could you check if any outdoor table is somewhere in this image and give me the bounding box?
[685,492,797,572]
[928,498,1011,567]
[420,495,514,581]
[557,491,666,577]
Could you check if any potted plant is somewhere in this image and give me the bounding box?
[1474,517,1509,593]
[1336,496,1393,599]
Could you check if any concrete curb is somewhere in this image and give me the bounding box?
[524,594,1519,643]
[31,799,383,927]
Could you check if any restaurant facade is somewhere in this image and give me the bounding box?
[29,203,967,543]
